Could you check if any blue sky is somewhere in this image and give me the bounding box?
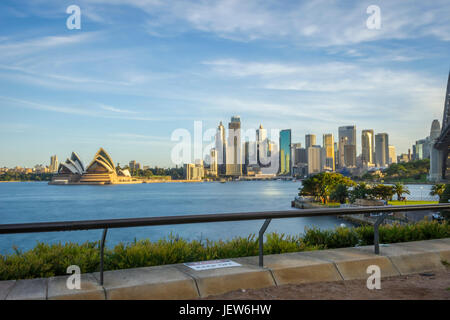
[0,0,449,168]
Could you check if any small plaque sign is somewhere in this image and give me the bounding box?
[184,259,241,271]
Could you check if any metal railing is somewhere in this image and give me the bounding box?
[0,204,448,285]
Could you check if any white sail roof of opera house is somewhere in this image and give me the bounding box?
[85,148,116,173]
[58,152,85,175]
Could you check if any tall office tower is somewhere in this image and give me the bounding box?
[307,145,322,175]
[339,125,356,167]
[322,134,335,171]
[375,133,389,167]
[279,129,292,175]
[295,148,308,165]
[226,116,242,176]
[388,145,397,164]
[49,155,59,173]
[344,145,356,167]
[334,142,339,169]
[129,160,136,171]
[338,136,348,168]
[210,148,218,176]
[361,129,375,166]
[305,134,316,149]
[215,121,227,175]
[291,143,302,166]
[256,124,269,167]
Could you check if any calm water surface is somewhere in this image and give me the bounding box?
[0,181,437,254]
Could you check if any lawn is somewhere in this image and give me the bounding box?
[388,200,439,205]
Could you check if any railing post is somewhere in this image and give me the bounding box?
[100,228,108,286]
[259,219,271,267]
[373,213,387,254]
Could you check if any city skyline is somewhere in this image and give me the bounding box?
[0,1,449,167]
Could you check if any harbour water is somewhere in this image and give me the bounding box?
[0,181,437,254]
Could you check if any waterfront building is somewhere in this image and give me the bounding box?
[279,129,292,175]
[375,133,389,167]
[51,148,133,185]
[323,134,335,171]
[257,125,270,168]
[361,129,375,166]
[215,121,227,175]
[226,116,242,176]
[388,145,397,164]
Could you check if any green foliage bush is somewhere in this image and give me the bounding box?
[1,220,448,280]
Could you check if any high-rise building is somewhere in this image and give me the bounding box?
[305,134,316,149]
[375,133,389,167]
[256,124,270,167]
[322,134,335,171]
[338,136,348,168]
[226,116,242,176]
[344,145,356,167]
[210,148,218,176]
[49,155,59,173]
[215,121,227,175]
[361,129,375,166]
[279,129,292,175]
[388,145,397,164]
[339,125,356,167]
[307,145,322,175]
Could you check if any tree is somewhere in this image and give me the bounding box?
[299,172,355,204]
[330,184,349,204]
[349,182,371,203]
[371,184,394,201]
[392,182,410,201]
[430,183,446,200]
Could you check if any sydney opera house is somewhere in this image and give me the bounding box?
[50,148,135,185]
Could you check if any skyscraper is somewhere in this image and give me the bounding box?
[49,155,59,173]
[339,125,356,167]
[215,121,226,175]
[307,145,322,175]
[361,129,375,166]
[256,124,269,167]
[322,134,335,171]
[279,129,292,175]
[388,145,396,164]
[305,134,316,149]
[226,116,242,176]
[375,133,389,167]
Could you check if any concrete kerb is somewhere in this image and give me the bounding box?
[47,273,105,300]
[93,265,200,300]
[298,247,401,280]
[355,240,449,275]
[235,253,344,285]
[175,263,276,298]
[5,278,47,300]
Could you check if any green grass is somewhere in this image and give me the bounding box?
[1,220,448,280]
[388,200,439,205]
